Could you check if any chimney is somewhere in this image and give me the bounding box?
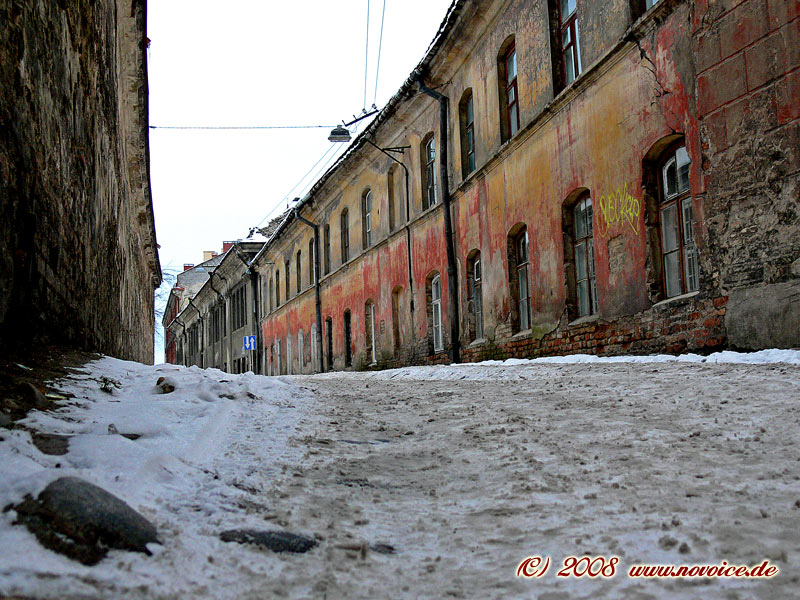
[183,263,194,271]
[203,250,215,261]
[222,241,235,253]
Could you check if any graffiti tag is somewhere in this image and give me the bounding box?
[597,182,641,237]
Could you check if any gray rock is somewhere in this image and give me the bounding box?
[220,528,317,553]
[11,476,160,565]
[0,412,11,427]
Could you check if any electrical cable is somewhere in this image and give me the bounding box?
[149,124,337,130]
[363,0,370,110]
[253,119,362,230]
[255,143,339,227]
[373,0,386,106]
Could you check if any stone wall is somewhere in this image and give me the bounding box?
[0,0,160,362]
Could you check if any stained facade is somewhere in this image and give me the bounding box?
[168,0,799,374]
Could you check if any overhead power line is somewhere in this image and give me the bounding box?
[363,0,370,110]
[149,124,337,130]
[373,0,387,106]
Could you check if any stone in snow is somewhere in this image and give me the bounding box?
[220,529,317,553]
[10,477,160,566]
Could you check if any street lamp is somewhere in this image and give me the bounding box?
[327,106,379,143]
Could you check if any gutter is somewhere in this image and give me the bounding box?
[416,78,460,364]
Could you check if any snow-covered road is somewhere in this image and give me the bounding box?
[1,352,799,599]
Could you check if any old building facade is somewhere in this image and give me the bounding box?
[165,242,264,372]
[0,0,161,362]
[168,0,799,374]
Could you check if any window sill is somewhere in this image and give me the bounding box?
[512,329,532,340]
[568,314,599,327]
[469,338,487,348]
[652,290,699,308]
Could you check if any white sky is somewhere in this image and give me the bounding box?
[148,0,454,361]
[148,0,453,271]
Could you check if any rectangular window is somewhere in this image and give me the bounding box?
[561,0,581,85]
[432,275,443,351]
[473,259,483,340]
[363,191,373,248]
[296,250,301,293]
[505,46,519,137]
[341,211,350,263]
[424,137,437,210]
[285,260,290,301]
[517,231,531,331]
[324,224,331,274]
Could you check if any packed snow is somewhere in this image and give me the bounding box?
[1,350,799,598]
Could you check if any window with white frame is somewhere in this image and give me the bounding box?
[560,0,581,85]
[573,195,598,317]
[422,135,437,210]
[431,274,443,351]
[362,189,373,248]
[516,229,532,331]
[659,145,698,298]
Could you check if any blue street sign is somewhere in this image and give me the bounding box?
[243,335,257,351]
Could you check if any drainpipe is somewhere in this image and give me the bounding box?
[416,78,460,364]
[208,271,225,370]
[231,245,260,374]
[214,270,231,370]
[364,138,416,322]
[186,296,205,368]
[293,208,324,374]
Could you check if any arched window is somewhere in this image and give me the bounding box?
[284,259,290,301]
[325,316,333,371]
[572,194,597,316]
[268,275,274,312]
[391,286,403,355]
[426,272,444,353]
[296,249,302,293]
[459,89,476,177]
[658,144,697,297]
[365,300,376,365]
[387,165,397,231]
[340,208,350,263]
[422,134,437,210]
[308,237,315,287]
[362,189,373,248]
[466,250,483,341]
[508,225,531,332]
[343,309,353,367]
[323,223,331,274]
[498,36,519,142]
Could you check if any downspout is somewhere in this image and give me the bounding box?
[208,271,225,370]
[231,245,260,374]
[186,296,205,368]
[293,208,324,374]
[364,138,416,322]
[416,78,461,363]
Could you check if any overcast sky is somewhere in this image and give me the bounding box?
[148,0,453,361]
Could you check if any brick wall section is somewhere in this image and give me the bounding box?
[696,0,800,289]
[459,295,728,364]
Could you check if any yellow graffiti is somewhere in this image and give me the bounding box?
[598,182,641,237]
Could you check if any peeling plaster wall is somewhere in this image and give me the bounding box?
[0,0,160,362]
[255,0,799,372]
